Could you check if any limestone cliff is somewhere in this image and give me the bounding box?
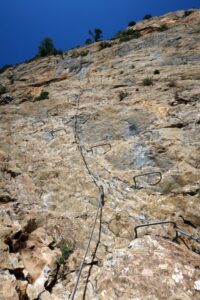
[0,9,200,300]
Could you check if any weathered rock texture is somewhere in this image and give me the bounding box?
[0,9,200,300]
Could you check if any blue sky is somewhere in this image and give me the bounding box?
[0,0,199,67]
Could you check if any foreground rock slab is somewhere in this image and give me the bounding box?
[86,237,200,300]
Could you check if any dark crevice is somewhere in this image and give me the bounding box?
[181,190,200,197]
[13,230,23,239]
[174,92,190,105]
[113,84,128,88]
[23,219,38,233]
[16,287,30,300]
[34,264,61,300]
[9,268,26,280]
[44,263,60,293]
[5,231,29,253]
[0,194,17,203]
[180,215,197,229]
[6,170,21,178]
[164,123,187,129]
[48,242,55,250]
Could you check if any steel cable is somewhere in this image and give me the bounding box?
[69,91,105,299]
[69,186,104,300]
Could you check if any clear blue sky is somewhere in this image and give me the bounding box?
[0,0,199,67]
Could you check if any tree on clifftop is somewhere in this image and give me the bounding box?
[143,14,152,20]
[38,37,62,57]
[85,28,103,44]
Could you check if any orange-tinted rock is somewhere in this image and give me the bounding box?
[0,9,200,299]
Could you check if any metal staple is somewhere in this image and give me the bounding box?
[133,171,162,189]
[134,220,200,243]
[90,143,111,155]
[134,221,177,239]
[50,128,68,138]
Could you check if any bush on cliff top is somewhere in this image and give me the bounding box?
[115,29,141,43]
[38,37,62,57]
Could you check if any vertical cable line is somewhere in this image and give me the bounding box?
[69,91,104,300]
[73,92,99,188]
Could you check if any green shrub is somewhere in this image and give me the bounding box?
[70,50,79,58]
[70,49,89,58]
[131,64,135,69]
[85,28,103,44]
[143,77,153,86]
[159,24,168,32]
[0,85,7,95]
[34,91,49,101]
[154,69,160,75]
[115,29,141,43]
[184,10,193,17]
[120,36,132,42]
[99,41,112,50]
[92,28,103,42]
[79,49,89,57]
[143,14,152,20]
[57,245,74,265]
[85,38,92,45]
[128,20,136,27]
[38,37,62,57]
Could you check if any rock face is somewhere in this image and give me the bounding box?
[88,237,200,300]
[0,9,200,300]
